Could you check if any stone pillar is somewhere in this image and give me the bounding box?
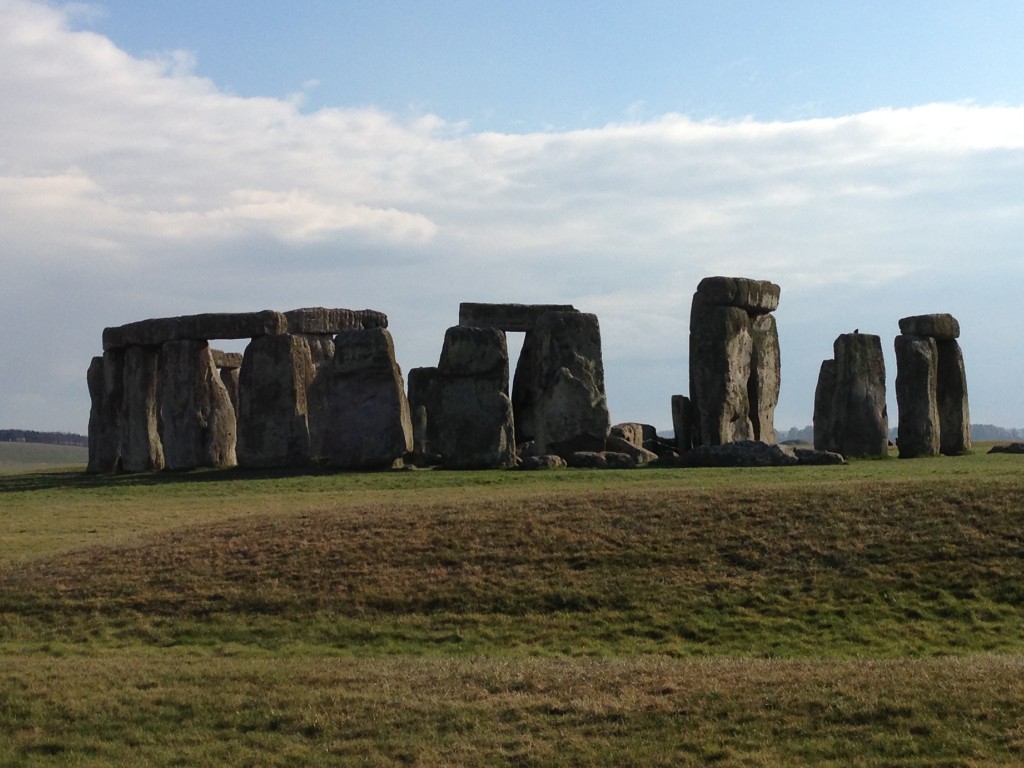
[86,351,123,473]
[671,394,696,453]
[814,333,888,458]
[236,334,315,468]
[513,311,609,457]
[310,327,413,469]
[894,335,940,458]
[159,340,237,470]
[436,326,516,469]
[895,314,970,457]
[119,345,164,472]
[407,366,442,459]
[688,276,781,447]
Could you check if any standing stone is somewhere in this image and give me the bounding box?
[436,326,516,469]
[827,333,889,458]
[894,335,940,458]
[812,359,837,453]
[936,339,970,455]
[513,311,609,457]
[407,366,442,458]
[687,276,781,448]
[159,340,237,470]
[86,351,123,473]
[236,334,315,468]
[671,394,696,453]
[311,328,413,469]
[119,345,164,472]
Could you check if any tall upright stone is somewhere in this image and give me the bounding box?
[814,333,888,458]
[236,334,315,468]
[688,276,780,447]
[407,366,442,459]
[436,326,516,469]
[895,314,970,457]
[159,340,237,470]
[894,335,940,458]
[86,351,123,473]
[119,345,164,472]
[310,327,413,469]
[513,311,609,457]
[812,359,836,453]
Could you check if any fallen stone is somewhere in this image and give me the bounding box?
[605,435,659,464]
[517,454,568,470]
[567,451,636,469]
[678,440,844,467]
[989,443,1024,454]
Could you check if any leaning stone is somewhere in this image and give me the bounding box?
[898,313,960,340]
[159,340,237,470]
[312,328,414,469]
[936,339,970,455]
[236,334,316,468]
[605,435,659,465]
[86,352,122,473]
[894,335,940,458]
[103,310,287,350]
[119,345,164,472]
[458,302,577,332]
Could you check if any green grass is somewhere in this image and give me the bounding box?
[1,448,1023,764]
[0,442,87,474]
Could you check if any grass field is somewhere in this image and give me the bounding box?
[0,442,88,474]
[1,447,1023,765]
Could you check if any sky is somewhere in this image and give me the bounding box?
[3,0,1024,435]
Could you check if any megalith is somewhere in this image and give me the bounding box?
[159,340,237,470]
[236,334,316,468]
[310,327,413,469]
[212,350,243,415]
[687,276,781,446]
[813,333,889,458]
[512,310,610,457]
[895,314,970,457]
[119,345,164,472]
[86,350,123,473]
[435,326,516,469]
[407,366,442,460]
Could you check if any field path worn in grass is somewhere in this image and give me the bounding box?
[1,452,1023,765]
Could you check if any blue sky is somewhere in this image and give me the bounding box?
[2,0,1024,434]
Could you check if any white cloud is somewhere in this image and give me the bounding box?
[1,0,1023,432]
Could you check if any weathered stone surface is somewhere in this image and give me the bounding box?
[119,345,164,472]
[567,451,636,469]
[236,334,316,468]
[284,307,388,334]
[610,423,645,449]
[513,311,610,457]
[220,367,240,415]
[936,339,971,455]
[812,359,837,453]
[898,313,960,340]
[158,340,237,470]
[459,303,576,332]
[103,310,287,350]
[689,299,754,445]
[311,328,413,469]
[407,367,442,457]
[300,335,336,367]
[894,335,940,458]
[830,333,889,458]
[694,276,781,314]
[211,350,243,369]
[678,440,844,467]
[750,312,780,443]
[86,352,123,473]
[518,454,568,470]
[989,443,1024,454]
[671,394,696,453]
[605,435,659,464]
[435,326,516,469]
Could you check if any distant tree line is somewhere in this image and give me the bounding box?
[780,424,1023,444]
[0,430,88,447]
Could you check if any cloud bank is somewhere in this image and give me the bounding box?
[2,0,1023,433]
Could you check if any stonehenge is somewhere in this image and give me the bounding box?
[88,307,407,472]
[87,286,975,474]
[677,276,781,450]
[895,314,970,457]
[813,333,889,458]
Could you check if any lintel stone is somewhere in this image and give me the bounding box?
[459,302,577,332]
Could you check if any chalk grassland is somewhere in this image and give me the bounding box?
[0,442,87,474]
[1,451,1023,765]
